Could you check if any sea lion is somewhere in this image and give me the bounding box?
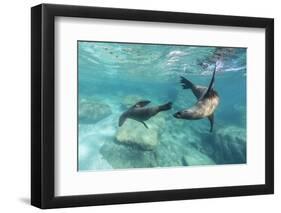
[173,65,219,132]
[119,100,172,128]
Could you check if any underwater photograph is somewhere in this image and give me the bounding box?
[78,41,247,171]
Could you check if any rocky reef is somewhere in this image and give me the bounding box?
[115,115,165,150]
[203,125,246,164]
[100,141,158,169]
[79,97,112,124]
[155,120,214,167]
[100,115,166,169]
[100,115,219,169]
[233,104,246,127]
[182,147,215,166]
[98,115,247,170]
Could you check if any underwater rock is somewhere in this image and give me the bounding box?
[115,119,160,151]
[79,98,112,124]
[233,104,246,126]
[152,120,205,167]
[121,95,143,109]
[211,126,246,164]
[100,141,158,169]
[102,114,218,169]
[182,148,215,166]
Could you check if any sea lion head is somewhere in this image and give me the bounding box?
[134,100,151,108]
[173,109,194,119]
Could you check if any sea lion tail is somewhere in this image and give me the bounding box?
[158,102,172,111]
[180,76,194,90]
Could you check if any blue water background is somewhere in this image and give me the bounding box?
[78,41,246,171]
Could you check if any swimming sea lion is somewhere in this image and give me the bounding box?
[173,65,219,132]
[119,100,172,128]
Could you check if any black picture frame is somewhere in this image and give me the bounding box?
[31,3,274,209]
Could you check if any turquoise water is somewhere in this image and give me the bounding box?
[78,41,246,171]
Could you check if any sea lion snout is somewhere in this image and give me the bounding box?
[173,110,194,119]
[173,111,182,118]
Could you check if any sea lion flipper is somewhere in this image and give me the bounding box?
[180,76,206,99]
[208,114,214,132]
[202,64,217,99]
[180,76,194,89]
[141,121,149,129]
[118,113,127,127]
[158,102,172,111]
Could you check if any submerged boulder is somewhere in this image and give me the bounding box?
[182,148,215,166]
[115,119,159,150]
[115,115,166,151]
[233,104,246,126]
[79,98,112,124]
[211,126,246,164]
[100,141,158,169]
[101,114,218,169]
